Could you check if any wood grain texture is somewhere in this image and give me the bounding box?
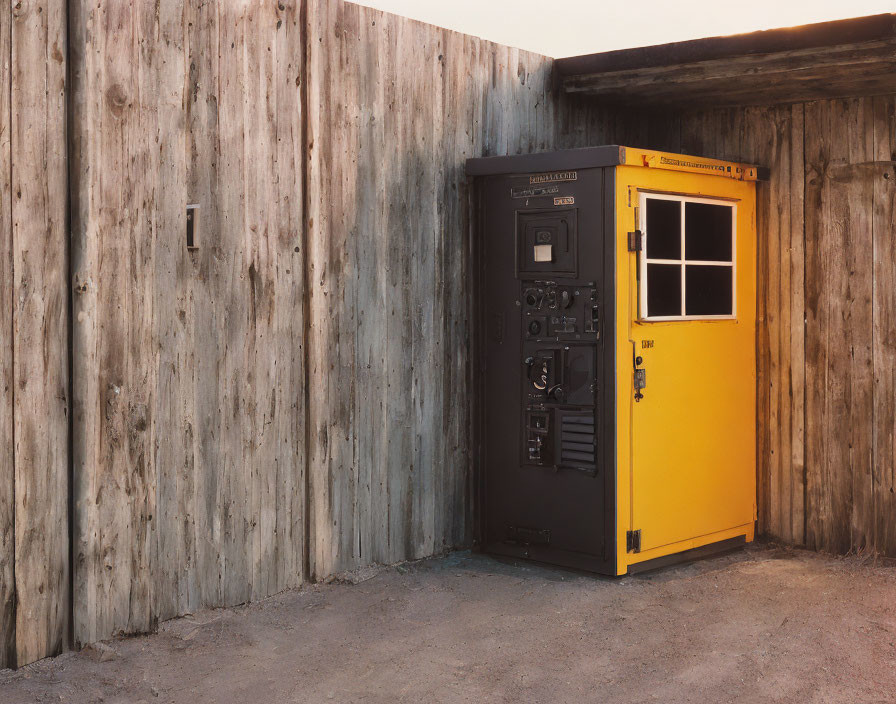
[0,0,13,670]
[804,99,875,554]
[70,0,163,646]
[71,0,305,647]
[872,95,896,553]
[11,0,69,667]
[560,39,896,108]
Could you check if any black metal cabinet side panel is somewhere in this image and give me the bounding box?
[475,167,616,575]
[602,168,617,574]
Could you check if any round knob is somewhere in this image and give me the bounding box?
[528,320,541,336]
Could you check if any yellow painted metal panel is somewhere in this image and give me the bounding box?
[614,154,757,574]
[621,146,759,182]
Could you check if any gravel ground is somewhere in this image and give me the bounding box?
[2,544,895,703]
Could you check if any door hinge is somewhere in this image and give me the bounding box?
[626,529,641,553]
[627,230,642,252]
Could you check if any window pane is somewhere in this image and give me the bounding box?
[685,202,732,261]
[647,263,681,317]
[685,265,732,316]
[646,198,681,260]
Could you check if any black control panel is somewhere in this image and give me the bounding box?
[475,164,616,575]
[521,281,599,473]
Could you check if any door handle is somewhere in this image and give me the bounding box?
[634,367,646,402]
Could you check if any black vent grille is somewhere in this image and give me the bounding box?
[560,414,595,468]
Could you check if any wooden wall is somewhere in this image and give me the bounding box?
[67,0,570,650]
[69,0,306,648]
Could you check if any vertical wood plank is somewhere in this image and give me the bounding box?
[788,102,806,546]
[0,0,13,670]
[152,0,189,623]
[11,0,69,666]
[844,97,874,552]
[71,0,163,645]
[306,0,351,578]
[271,0,306,600]
[804,98,875,554]
[804,99,833,552]
[184,0,224,611]
[872,95,896,554]
[742,106,776,539]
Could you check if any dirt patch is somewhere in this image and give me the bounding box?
[2,544,896,703]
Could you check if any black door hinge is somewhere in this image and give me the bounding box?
[627,230,642,252]
[626,529,641,553]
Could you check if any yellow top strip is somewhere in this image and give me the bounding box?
[621,147,759,182]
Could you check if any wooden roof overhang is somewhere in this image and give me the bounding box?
[554,13,896,108]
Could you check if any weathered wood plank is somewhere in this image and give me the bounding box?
[11,0,69,666]
[271,0,306,601]
[844,97,874,552]
[771,104,795,544]
[71,0,163,645]
[306,0,349,578]
[68,0,95,649]
[563,39,896,93]
[788,102,806,546]
[561,38,896,110]
[871,95,896,554]
[184,0,224,611]
[152,0,189,623]
[741,106,774,539]
[803,98,875,554]
[804,99,835,553]
[0,0,13,670]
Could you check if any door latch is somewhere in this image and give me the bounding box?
[633,367,646,402]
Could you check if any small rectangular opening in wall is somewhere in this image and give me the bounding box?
[186,204,200,250]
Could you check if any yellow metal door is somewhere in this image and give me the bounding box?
[615,151,757,572]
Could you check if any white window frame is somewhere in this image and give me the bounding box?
[638,191,738,322]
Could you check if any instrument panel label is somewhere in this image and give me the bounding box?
[529,171,577,185]
[511,184,559,199]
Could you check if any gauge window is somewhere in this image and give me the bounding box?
[640,194,736,320]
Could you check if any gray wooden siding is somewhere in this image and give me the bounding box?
[69,0,306,649]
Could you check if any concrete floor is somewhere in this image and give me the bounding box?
[2,544,896,703]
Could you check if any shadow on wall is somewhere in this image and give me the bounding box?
[307,143,473,580]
